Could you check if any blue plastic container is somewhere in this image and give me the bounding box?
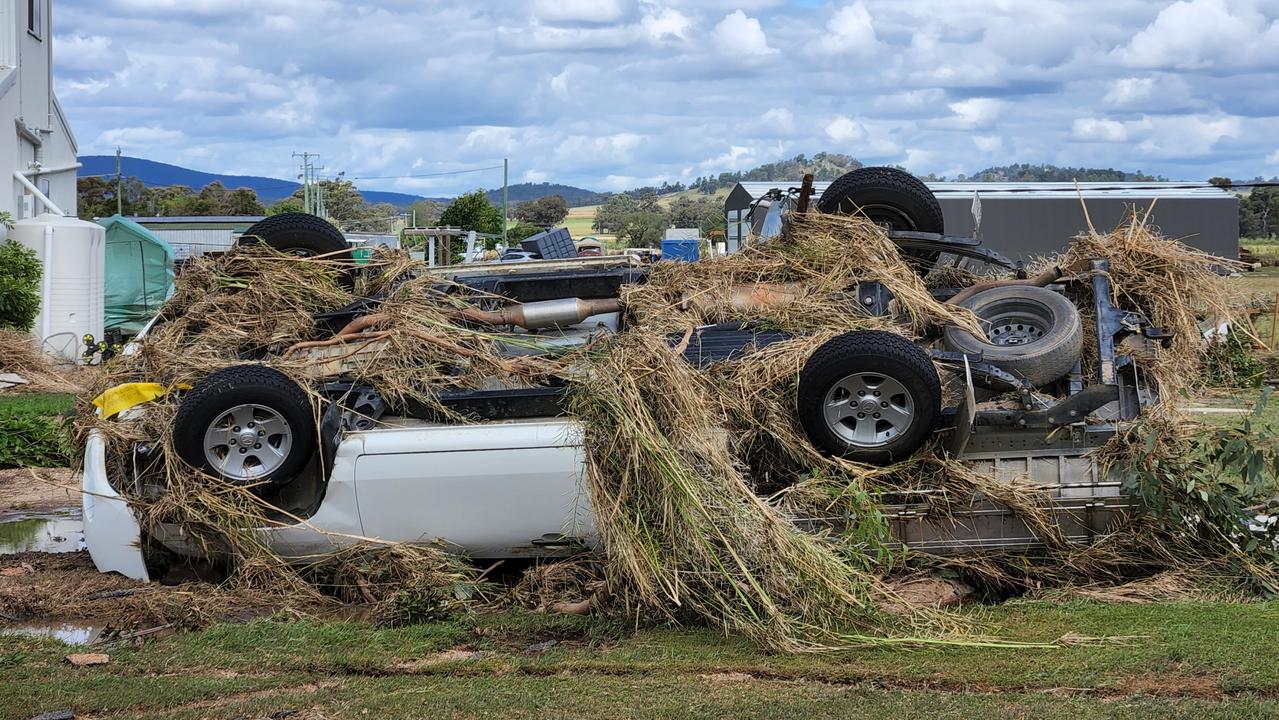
[660,238,699,262]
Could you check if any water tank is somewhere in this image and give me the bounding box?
[12,213,106,362]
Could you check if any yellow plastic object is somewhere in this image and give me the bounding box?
[92,383,171,420]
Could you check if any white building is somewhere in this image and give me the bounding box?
[0,0,78,218]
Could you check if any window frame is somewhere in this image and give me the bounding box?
[27,0,43,40]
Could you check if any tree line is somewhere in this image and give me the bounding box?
[77,176,403,233]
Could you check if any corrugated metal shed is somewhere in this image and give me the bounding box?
[723,181,1238,260]
[150,228,234,260]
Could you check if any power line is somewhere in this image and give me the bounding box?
[345,165,504,181]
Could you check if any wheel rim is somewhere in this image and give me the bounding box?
[202,403,293,481]
[978,299,1054,347]
[286,247,317,258]
[822,372,915,448]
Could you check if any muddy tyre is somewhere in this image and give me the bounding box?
[172,365,315,487]
[943,286,1083,387]
[816,167,944,272]
[797,330,941,464]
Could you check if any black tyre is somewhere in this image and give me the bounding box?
[797,330,941,464]
[817,167,944,271]
[943,286,1083,387]
[172,365,316,487]
[240,212,350,258]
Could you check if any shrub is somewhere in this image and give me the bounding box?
[0,240,41,331]
[0,413,71,468]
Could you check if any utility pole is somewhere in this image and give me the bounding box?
[115,146,123,216]
[292,152,323,216]
[502,157,509,243]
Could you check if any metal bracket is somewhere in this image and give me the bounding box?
[974,384,1120,429]
[886,231,1017,269]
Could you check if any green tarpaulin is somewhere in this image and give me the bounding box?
[100,215,175,336]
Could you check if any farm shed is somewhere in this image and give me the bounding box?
[131,216,265,260]
[724,182,1239,260]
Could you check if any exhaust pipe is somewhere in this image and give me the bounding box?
[457,298,622,330]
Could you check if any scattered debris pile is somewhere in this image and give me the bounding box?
[66,210,1279,650]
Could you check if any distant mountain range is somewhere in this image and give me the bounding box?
[78,156,608,210]
[79,156,433,208]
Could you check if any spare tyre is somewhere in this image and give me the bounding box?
[797,330,941,464]
[816,167,944,272]
[240,212,349,258]
[943,286,1083,387]
[172,365,316,487]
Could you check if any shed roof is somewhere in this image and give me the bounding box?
[726,181,1232,212]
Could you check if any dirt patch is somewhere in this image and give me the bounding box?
[1116,670,1223,700]
[700,671,756,685]
[0,468,78,515]
[390,649,486,671]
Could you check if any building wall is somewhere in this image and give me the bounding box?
[935,196,1239,261]
[0,0,78,219]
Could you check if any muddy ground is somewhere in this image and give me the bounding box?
[0,468,79,517]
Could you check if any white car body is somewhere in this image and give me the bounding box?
[83,417,596,582]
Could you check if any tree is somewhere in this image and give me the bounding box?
[616,193,668,248]
[268,198,304,216]
[1241,188,1279,239]
[593,194,636,233]
[513,194,568,226]
[226,187,266,216]
[439,190,503,235]
[407,199,444,227]
[668,196,724,237]
[507,222,544,243]
[76,176,144,219]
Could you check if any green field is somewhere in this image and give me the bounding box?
[3,602,1278,719]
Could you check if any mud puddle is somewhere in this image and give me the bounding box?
[0,512,85,555]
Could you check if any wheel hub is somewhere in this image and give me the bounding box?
[203,403,293,482]
[822,371,916,448]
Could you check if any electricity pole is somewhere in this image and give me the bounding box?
[115,146,123,216]
[502,157,509,243]
[292,152,323,216]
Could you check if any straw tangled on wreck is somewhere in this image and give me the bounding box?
[70,209,1278,647]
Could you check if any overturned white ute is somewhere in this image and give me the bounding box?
[84,174,1155,581]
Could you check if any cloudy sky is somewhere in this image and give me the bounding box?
[55,0,1279,195]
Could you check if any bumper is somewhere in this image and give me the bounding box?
[82,431,150,581]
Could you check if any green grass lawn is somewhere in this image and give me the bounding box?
[3,602,1278,719]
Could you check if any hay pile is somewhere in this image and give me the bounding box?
[1062,208,1246,399]
[0,328,80,393]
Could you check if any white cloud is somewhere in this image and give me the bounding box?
[1266,150,1279,166]
[972,135,1002,153]
[712,10,776,56]
[533,0,632,24]
[873,89,945,112]
[760,107,796,134]
[1114,0,1279,70]
[935,98,1003,130]
[824,116,866,143]
[815,3,878,56]
[641,7,692,41]
[1070,118,1130,143]
[94,126,185,148]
